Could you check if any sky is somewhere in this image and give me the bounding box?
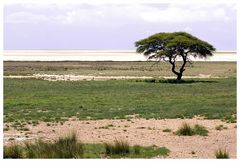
[3,0,237,50]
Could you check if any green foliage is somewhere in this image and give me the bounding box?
[135,32,215,80]
[176,123,208,136]
[135,32,215,59]
[215,149,229,159]
[4,78,236,123]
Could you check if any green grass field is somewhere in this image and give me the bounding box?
[3,61,236,158]
[4,77,236,125]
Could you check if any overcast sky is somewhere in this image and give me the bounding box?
[4,1,237,50]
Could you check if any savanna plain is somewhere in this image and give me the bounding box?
[3,61,236,158]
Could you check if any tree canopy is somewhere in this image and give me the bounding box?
[135,32,216,80]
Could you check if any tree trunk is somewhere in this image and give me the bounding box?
[169,54,187,81]
[177,72,183,80]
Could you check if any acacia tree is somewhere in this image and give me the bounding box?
[135,32,215,80]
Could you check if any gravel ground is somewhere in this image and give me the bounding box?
[4,117,236,158]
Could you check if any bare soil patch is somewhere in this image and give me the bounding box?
[4,118,236,158]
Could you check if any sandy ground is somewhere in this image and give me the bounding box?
[4,74,226,81]
[3,50,236,61]
[4,117,236,159]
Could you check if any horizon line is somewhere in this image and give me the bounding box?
[3,49,237,53]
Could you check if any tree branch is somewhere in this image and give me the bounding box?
[179,53,187,73]
[169,55,180,76]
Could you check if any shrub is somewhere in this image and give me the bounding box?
[215,149,229,159]
[104,139,130,155]
[4,145,23,158]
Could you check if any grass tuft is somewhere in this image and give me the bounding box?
[176,123,194,136]
[193,124,208,136]
[215,124,228,131]
[4,145,23,158]
[176,123,208,136]
[4,136,169,158]
[215,149,229,159]
[162,128,172,132]
[104,139,130,155]
[224,114,236,123]
[5,133,84,158]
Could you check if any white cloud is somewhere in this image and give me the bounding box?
[140,3,233,23]
[5,12,48,24]
[4,3,235,25]
[4,0,237,4]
